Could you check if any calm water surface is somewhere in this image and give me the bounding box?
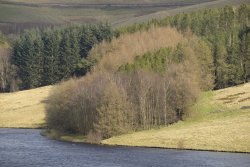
[0,128,249,167]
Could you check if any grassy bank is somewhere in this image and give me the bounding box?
[0,86,51,128]
[102,83,250,153]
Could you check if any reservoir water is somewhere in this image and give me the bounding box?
[0,128,249,167]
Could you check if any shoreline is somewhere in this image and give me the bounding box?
[0,127,249,154]
[0,127,45,129]
[41,129,250,154]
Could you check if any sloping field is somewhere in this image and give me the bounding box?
[115,0,250,26]
[0,0,212,24]
[0,86,51,128]
[102,83,250,153]
[1,0,248,34]
[0,0,216,34]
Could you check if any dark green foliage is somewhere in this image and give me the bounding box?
[116,4,250,89]
[12,23,113,89]
[12,29,44,89]
[213,33,228,89]
[119,48,173,73]
[58,28,80,80]
[75,58,97,76]
[42,29,61,85]
[239,27,250,82]
[79,27,97,59]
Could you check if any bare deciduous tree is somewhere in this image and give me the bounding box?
[0,48,18,92]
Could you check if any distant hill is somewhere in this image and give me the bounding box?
[0,0,230,34]
[114,0,250,27]
[1,0,248,34]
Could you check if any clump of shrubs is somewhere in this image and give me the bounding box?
[46,64,200,140]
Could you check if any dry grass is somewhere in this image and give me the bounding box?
[102,82,250,153]
[214,83,250,109]
[102,112,250,152]
[90,27,184,71]
[0,86,51,128]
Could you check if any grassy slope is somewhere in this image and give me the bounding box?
[0,86,51,128]
[0,0,215,26]
[0,3,167,24]
[115,0,250,26]
[102,83,250,153]
[1,0,248,32]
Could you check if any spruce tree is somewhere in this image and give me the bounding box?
[30,30,44,88]
[69,27,81,74]
[58,29,72,80]
[42,29,61,85]
[79,26,97,59]
[226,29,243,86]
[240,29,250,82]
[213,33,228,89]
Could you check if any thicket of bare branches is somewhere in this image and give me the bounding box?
[46,66,200,139]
